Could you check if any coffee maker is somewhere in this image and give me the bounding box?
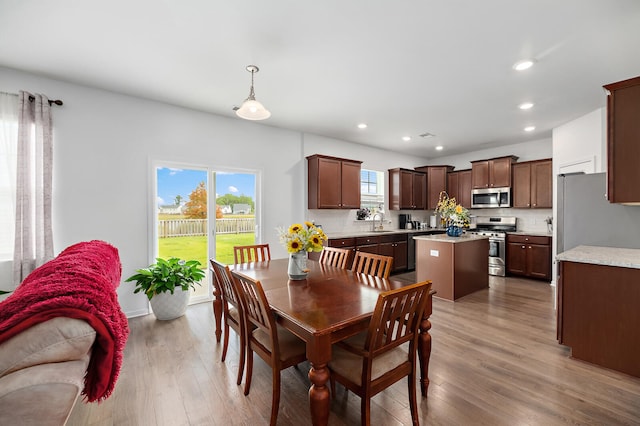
[399,214,411,230]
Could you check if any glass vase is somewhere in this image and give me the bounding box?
[288,251,309,280]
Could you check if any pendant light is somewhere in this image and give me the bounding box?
[235,65,271,120]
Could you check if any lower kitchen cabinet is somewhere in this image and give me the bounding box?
[378,234,408,272]
[506,234,551,281]
[325,234,408,273]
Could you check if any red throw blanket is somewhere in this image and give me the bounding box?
[0,240,129,402]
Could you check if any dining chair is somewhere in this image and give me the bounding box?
[351,251,393,279]
[233,244,271,264]
[328,280,432,426]
[210,259,248,386]
[319,246,352,269]
[230,269,307,426]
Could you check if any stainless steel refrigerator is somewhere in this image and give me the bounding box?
[557,172,640,253]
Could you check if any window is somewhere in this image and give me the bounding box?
[360,169,385,214]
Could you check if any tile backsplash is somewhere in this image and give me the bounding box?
[309,207,552,235]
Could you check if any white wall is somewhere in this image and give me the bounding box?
[551,108,606,285]
[420,138,553,171]
[0,66,429,317]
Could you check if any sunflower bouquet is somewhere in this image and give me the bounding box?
[278,221,327,253]
[435,191,470,228]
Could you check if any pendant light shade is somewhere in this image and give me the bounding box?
[236,65,271,120]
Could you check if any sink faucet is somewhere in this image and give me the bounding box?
[372,212,384,231]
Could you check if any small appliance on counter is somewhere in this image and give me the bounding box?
[429,215,438,229]
[399,214,412,230]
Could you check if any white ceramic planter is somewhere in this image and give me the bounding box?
[149,289,190,320]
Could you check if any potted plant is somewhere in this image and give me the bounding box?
[125,257,205,320]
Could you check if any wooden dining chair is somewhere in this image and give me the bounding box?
[351,251,393,279]
[233,244,271,264]
[230,269,307,426]
[210,259,248,386]
[328,280,432,426]
[319,246,352,269]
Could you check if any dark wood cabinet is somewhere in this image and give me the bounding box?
[506,234,551,281]
[388,168,426,210]
[512,159,552,208]
[558,260,640,377]
[307,154,362,209]
[446,169,472,209]
[603,76,640,204]
[328,233,408,273]
[378,234,408,272]
[355,236,379,254]
[415,165,454,210]
[471,156,518,189]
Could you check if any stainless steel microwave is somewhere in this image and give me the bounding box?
[471,187,511,208]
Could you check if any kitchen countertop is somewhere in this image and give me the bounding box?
[325,229,446,239]
[413,233,489,243]
[556,245,640,269]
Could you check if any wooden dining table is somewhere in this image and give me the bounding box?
[212,258,434,426]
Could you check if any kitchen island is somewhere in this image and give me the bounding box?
[557,245,640,378]
[415,233,489,301]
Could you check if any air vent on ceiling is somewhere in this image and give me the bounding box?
[419,132,436,138]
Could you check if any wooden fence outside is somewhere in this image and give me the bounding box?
[158,218,255,237]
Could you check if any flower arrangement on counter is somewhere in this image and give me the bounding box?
[278,221,327,253]
[435,191,470,228]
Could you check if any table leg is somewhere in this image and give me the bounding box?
[417,295,433,396]
[308,362,330,426]
[212,277,222,343]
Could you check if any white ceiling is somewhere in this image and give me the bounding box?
[1,0,639,158]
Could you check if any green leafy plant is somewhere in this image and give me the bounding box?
[125,257,205,301]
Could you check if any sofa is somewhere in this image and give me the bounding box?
[0,240,129,425]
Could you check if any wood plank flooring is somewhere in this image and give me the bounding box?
[67,274,640,425]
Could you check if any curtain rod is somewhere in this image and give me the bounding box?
[1,91,63,106]
[28,95,63,106]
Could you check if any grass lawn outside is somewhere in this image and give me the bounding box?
[158,233,256,267]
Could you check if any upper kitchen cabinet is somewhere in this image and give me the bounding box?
[512,159,552,208]
[603,76,640,204]
[415,165,454,210]
[307,154,362,209]
[471,155,518,189]
[388,168,426,210]
[447,169,472,209]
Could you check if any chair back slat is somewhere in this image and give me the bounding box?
[319,247,351,269]
[210,259,241,309]
[351,251,393,279]
[366,281,431,355]
[231,270,276,335]
[233,244,271,264]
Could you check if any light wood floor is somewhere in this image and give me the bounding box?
[67,274,640,425]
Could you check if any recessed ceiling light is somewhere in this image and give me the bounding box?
[435,146,443,151]
[357,123,367,129]
[402,136,411,141]
[524,126,536,132]
[519,102,534,110]
[513,59,535,71]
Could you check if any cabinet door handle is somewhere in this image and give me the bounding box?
[522,245,526,249]
[528,246,532,249]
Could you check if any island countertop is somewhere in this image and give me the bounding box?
[413,233,489,243]
[556,245,640,269]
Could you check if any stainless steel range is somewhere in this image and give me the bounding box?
[469,216,517,277]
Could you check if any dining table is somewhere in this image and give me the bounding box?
[212,258,434,426]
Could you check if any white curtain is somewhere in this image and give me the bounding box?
[13,91,54,284]
[0,93,19,289]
